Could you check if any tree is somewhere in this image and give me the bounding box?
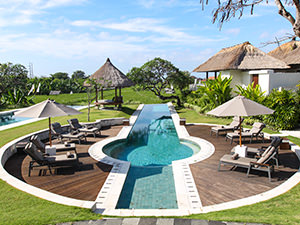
[0,62,28,99]
[127,57,190,107]
[200,0,300,39]
[72,70,86,79]
[50,72,69,80]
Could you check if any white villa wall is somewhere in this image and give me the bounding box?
[222,69,300,95]
[249,70,271,94]
[269,71,300,92]
[221,70,251,94]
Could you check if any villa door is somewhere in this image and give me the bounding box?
[252,74,258,87]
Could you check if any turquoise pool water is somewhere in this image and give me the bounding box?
[116,166,177,209]
[103,104,195,166]
[0,116,31,127]
[109,104,199,209]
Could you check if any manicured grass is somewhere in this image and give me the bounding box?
[31,87,164,105]
[177,107,279,134]
[0,179,100,225]
[0,104,298,224]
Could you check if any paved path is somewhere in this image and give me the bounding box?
[58,218,267,225]
[280,129,300,138]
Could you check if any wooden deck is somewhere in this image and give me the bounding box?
[4,125,123,201]
[4,124,299,206]
[186,125,299,206]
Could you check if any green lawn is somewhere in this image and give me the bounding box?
[31,87,165,106]
[0,103,299,224]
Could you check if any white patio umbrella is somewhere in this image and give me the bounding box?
[207,95,274,146]
[15,99,81,146]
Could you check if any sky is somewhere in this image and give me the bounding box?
[0,0,295,78]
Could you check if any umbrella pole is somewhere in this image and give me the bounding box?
[239,116,242,147]
[49,117,52,147]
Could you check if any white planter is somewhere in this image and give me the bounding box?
[45,146,56,156]
[234,145,247,157]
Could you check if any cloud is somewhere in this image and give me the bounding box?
[259,31,270,39]
[71,17,223,46]
[224,28,240,35]
[41,0,87,9]
[136,0,199,9]
[137,0,156,9]
[0,0,88,27]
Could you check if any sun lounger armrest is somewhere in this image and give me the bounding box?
[250,162,270,167]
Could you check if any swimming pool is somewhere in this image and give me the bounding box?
[103,104,199,166]
[0,116,31,127]
[103,104,200,209]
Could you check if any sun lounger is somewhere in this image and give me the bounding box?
[219,145,277,182]
[246,136,282,168]
[225,122,266,144]
[24,142,78,176]
[51,122,86,144]
[210,116,244,137]
[68,118,101,138]
[30,135,77,154]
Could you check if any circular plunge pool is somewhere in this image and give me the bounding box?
[102,139,200,166]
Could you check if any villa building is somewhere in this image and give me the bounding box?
[193,41,300,94]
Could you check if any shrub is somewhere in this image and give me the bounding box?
[186,76,232,113]
[235,82,266,104]
[263,89,299,130]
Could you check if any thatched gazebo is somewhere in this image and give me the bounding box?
[87,58,134,107]
[268,40,300,68]
[193,42,289,79]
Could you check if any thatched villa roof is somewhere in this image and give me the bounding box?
[87,58,134,88]
[268,40,300,65]
[193,42,289,72]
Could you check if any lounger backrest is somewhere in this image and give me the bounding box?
[250,122,265,134]
[261,145,272,158]
[24,143,45,163]
[51,122,64,135]
[229,117,244,128]
[256,146,275,166]
[30,135,46,152]
[271,137,282,149]
[68,118,82,130]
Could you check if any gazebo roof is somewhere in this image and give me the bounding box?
[268,40,300,65]
[88,58,134,88]
[193,42,289,72]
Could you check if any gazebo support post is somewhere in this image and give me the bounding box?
[95,87,98,103]
[119,87,122,108]
[101,88,104,100]
[206,72,209,80]
[214,71,217,79]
